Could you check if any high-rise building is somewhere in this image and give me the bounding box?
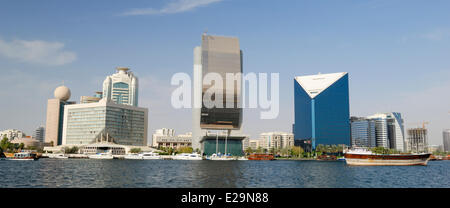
[350,117,376,148]
[192,33,245,155]
[103,67,138,106]
[442,129,450,152]
[293,72,350,149]
[33,126,45,143]
[406,128,428,153]
[45,85,75,146]
[62,98,148,146]
[367,112,405,151]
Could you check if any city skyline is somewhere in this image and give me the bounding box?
[1,0,450,145]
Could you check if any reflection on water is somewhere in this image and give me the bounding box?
[0,159,448,188]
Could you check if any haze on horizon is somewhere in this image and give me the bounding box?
[0,0,449,146]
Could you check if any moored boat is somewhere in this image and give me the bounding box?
[48,153,68,159]
[7,152,39,161]
[88,152,114,159]
[141,152,161,160]
[124,153,142,160]
[207,153,234,161]
[248,153,274,161]
[173,153,203,160]
[344,149,431,166]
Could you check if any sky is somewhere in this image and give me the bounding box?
[0,0,449,145]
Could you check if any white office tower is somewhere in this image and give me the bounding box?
[192,46,205,151]
[367,112,406,152]
[103,67,138,106]
[62,98,148,146]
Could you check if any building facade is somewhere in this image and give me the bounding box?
[62,98,148,146]
[0,129,26,141]
[259,132,294,150]
[33,126,45,143]
[192,33,244,154]
[367,112,406,151]
[293,72,350,149]
[45,85,75,146]
[350,117,376,148]
[406,128,428,153]
[151,128,192,149]
[444,129,450,152]
[103,67,138,106]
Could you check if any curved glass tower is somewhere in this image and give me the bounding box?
[293,72,350,149]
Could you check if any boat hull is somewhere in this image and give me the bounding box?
[345,153,431,166]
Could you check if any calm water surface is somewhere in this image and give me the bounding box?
[0,159,448,188]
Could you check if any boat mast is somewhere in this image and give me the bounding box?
[225,130,228,156]
[216,130,219,155]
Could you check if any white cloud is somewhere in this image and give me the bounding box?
[0,37,76,66]
[421,29,450,41]
[121,0,222,16]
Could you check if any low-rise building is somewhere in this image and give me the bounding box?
[0,129,26,141]
[10,136,43,148]
[152,128,192,149]
[260,132,294,150]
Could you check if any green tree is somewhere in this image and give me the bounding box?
[256,146,263,154]
[0,137,9,151]
[130,148,142,153]
[18,143,25,150]
[245,147,253,155]
[64,146,79,154]
[177,146,193,153]
[291,146,304,158]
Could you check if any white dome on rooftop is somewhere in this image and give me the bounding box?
[54,85,71,101]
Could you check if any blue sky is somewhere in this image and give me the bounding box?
[0,0,449,145]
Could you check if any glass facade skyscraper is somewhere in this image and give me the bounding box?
[367,112,405,151]
[62,99,148,146]
[443,130,450,152]
[192,33,244,155]
[103,67,138,106]
[199,34,243,130]
[293,72,350,149]
[350,117,376,148]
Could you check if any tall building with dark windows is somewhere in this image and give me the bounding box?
[443,130,450,152]
[192,33,245,155]
[293,72,350,149]
[350,117,376,148]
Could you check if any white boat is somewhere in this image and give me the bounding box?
[8,152,39,161]
[124,153,142,160]
[207,153,235,161]
[88,152,114,159]
[141,152,161,160]
[48,154,68,159]
[237,157,248,161]
[173,153,203,160]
